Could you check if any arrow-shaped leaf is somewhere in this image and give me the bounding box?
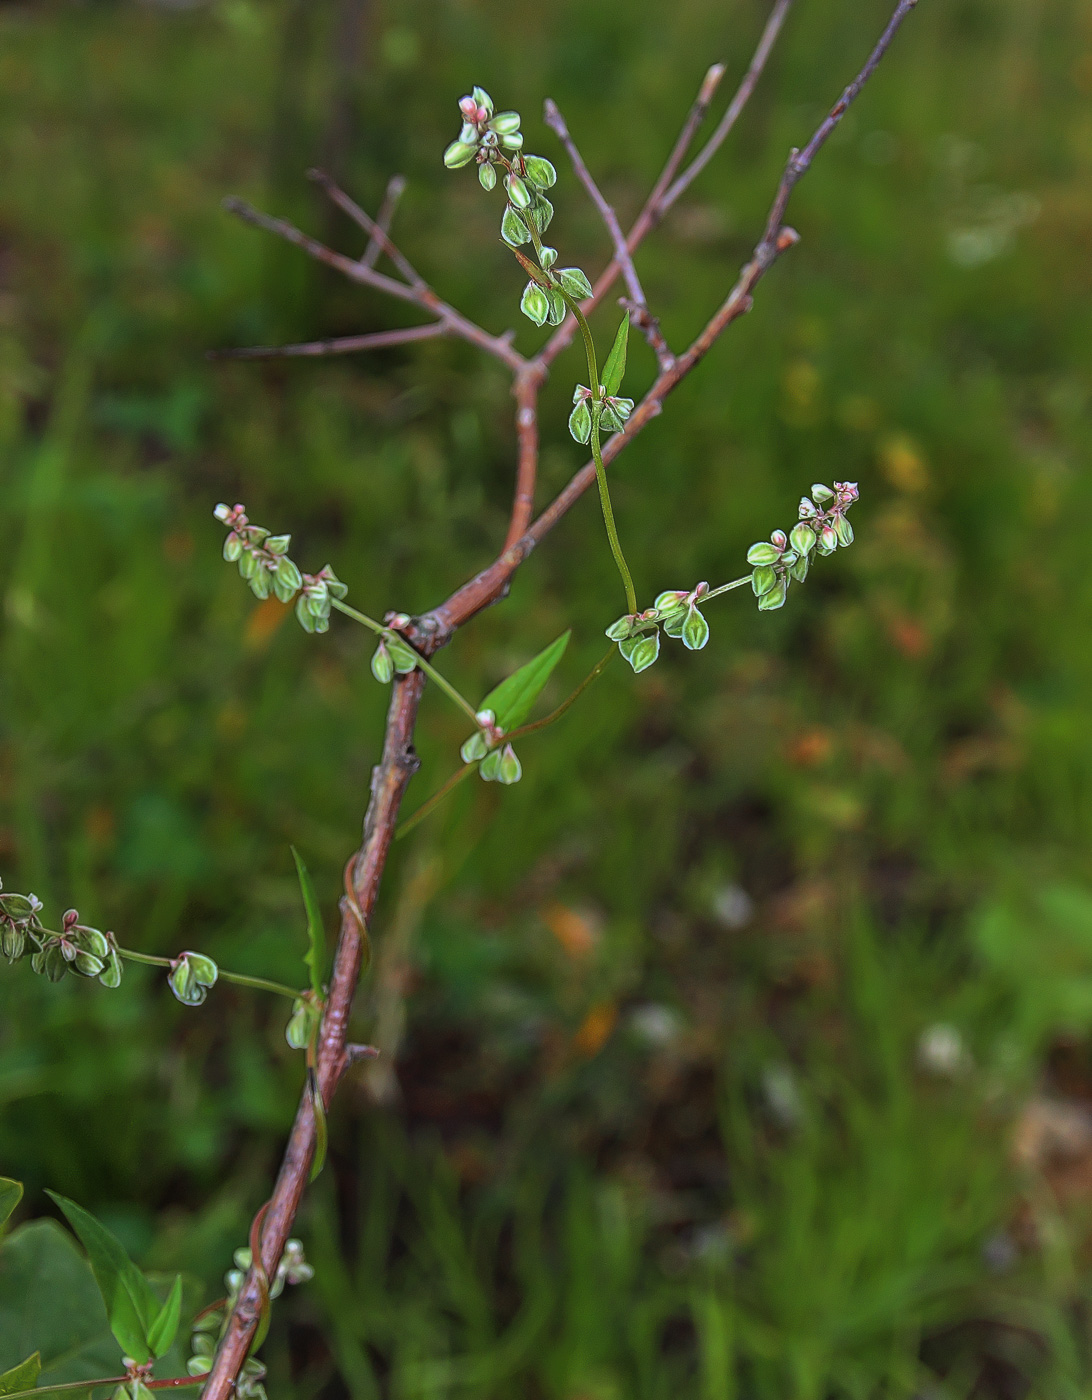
[291,848,325,1000]
[0,1354,40,1397]
[0,1179,22,1230]
[601,313,629,398]
[46,1193,159,1364]
[146,1274,183,1359]
[479,631,571,733]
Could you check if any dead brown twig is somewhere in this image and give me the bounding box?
[200,4,919,1396]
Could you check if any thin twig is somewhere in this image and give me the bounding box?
[543,99,674,372]
[308,167,425,290]
[361,174,406,270]
[223,197,525,373]
[207,323,444,360]
[540,0,795,368]
[202,7,919,1395]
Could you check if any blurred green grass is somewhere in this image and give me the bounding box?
[3,0,1092,1393]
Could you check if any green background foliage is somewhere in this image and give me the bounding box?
[2,0,1092,1393]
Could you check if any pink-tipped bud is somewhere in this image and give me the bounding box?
[459,95,477,118]
[771,530,788,550]
[475,104,490,123]
[63,909,79,930]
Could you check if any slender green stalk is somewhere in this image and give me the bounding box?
[396,761,478,839]
[505,645,615,740]
[704,575,751,602]
[329,597,482,727]
[519,215,638,615]
[2,1380,205,1400]
[117,947,300,1001]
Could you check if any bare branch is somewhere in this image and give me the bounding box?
[505,365,545,549]
[207,323,444,361]
[202,7,920,1395]
[540,0,795,368]
[663,0,796,207]
[222,196,526,373]
[543,99,674,372]
[308,167,425,291]
[361,174,406,270]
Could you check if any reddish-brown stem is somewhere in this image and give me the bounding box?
[506,364,545,548]
[202,7,918,1396]
[307,167,426,290]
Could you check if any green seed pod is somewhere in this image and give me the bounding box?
[187,1358,213,1378]
[168,958,200,1005]
[41,945,68,981]
[500,205,530,246]
[479,749,503,782]
[385,635,419,673]
[0,893,36,919]
[189,953,218,988]
[790,522,816,555]
[681,606,710,651]
[529,196,553,232]
[275,556,303,594]
[265,534,291,555]
[568,400,592,445]
[751,565,777,596]
[478,161,497,191]
[789,554,810,583]
[472,86,493,114]
[285,998,313,1050]
[662,607,686,639]
[620,631,660,674]
[461,730,490,764]
[73,950,105,978]
[250,567,272,600]
[238,549,258,580]
[818,525,837,554]
[746,541,782,566]
[757,579,788,611]
[505,174,531,209]
[500,131,524,151]
[520,282,549,326]
[605,615,634,641]
[223,532,243,562]
[296,596,317,633]
[834,515,854,547]
[811,483,834,502]
[98,950,123,989]
[557,267,593,299]
[487,110,522,135]
[599,403,623,433]
[371,641,394,684]
[1,924,26,963]
[313,614,330,634]
[537,245,557,270]
[76,927,109,958]
[443,139,478,169]
[545,289,566,325]
[522,155,557,188]
[612,397,634,423]
[307,587,330,618]
[498,744,522,784]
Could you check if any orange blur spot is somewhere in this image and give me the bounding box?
[572,1002,617,1057]
[245,597,290,650]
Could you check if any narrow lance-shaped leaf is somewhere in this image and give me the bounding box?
[0,1177,22,1229]
[146,1274,183,1359]
[291,847,325,1000]
[0,1354,40,1397]
[601,312,630,398]
[46,1192,159,1364]
[477,631,571,733]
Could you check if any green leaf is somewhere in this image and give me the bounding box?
[46,1193,158,1364]
[0,1220,120,1388]
[0,1179,22,1230]
[478,631,570,733]
[292,848,325,1000]
[601,312,630,397]
[0,1354,40,1396]
[146,1276,182,1360]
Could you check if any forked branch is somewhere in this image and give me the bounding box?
[201,5,919,1397]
